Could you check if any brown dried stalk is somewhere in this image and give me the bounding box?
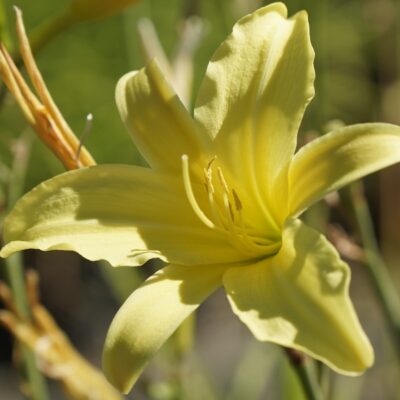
[0,8,95,170]
[0,270,122,400]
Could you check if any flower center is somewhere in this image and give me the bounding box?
[181,154,281,257]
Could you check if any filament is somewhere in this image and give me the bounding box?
[182,155,215,229]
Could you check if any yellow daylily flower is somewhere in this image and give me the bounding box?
[2,3,400,393]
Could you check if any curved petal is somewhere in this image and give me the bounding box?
[194,3,315,223]
[289,123,400,216]
[223,219,373,374]
[0,165,246,266]
[103,263,226,393]
[116,60,210,173]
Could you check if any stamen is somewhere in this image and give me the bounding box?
[217,167,229,194]
[232,189,242,211]
[204,167,225,229]
[225,194,235,221]
[213,164,264,253]
[236,208,267,251]
[182,155,215,229]
[207,156,217,170]
[182,156,278,256]
[204,167,214,194]
[230,188,273,252]
[221,192,254,253]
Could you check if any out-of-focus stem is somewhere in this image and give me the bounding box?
[175,314,195,358]
[0,0,9,45]
[284,348,324,400]
[350,182,400,350]
[29,11,74,54]
[3,133,49,400]
[19,12,75,61]
[215,0,230,36]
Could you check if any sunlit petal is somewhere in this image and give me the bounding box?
[195,3,315,223]
[223,219,373,374]
[289,123,400,216]
[0,165,246,266]
[103,263,226,393]
[116,60,211,174]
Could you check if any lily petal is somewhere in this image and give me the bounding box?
[0,165,246,266]
[223,219,373,374]
[289,123,400,216]
[103,263,226,393]
[116,60,210,173]
[195,3,314,222]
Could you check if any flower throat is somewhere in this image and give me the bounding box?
[181,154,280,257]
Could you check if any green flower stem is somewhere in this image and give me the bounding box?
[2,133,49,399]
[350,182,400,350]
[284,348,324,400]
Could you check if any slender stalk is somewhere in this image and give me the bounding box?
[350,182,400,350]
[2,132,49,400]
[284,348,324,400]
[0,11,75,105]
[0,10,76,397]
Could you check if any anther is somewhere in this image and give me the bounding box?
[232,189,242,211]
[203,164,225,229]
[182,155,276,256]
[203,167,214,194]
[207,156,217,170]
[223,193,235,222]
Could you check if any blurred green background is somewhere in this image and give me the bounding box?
[1,0,400,399]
